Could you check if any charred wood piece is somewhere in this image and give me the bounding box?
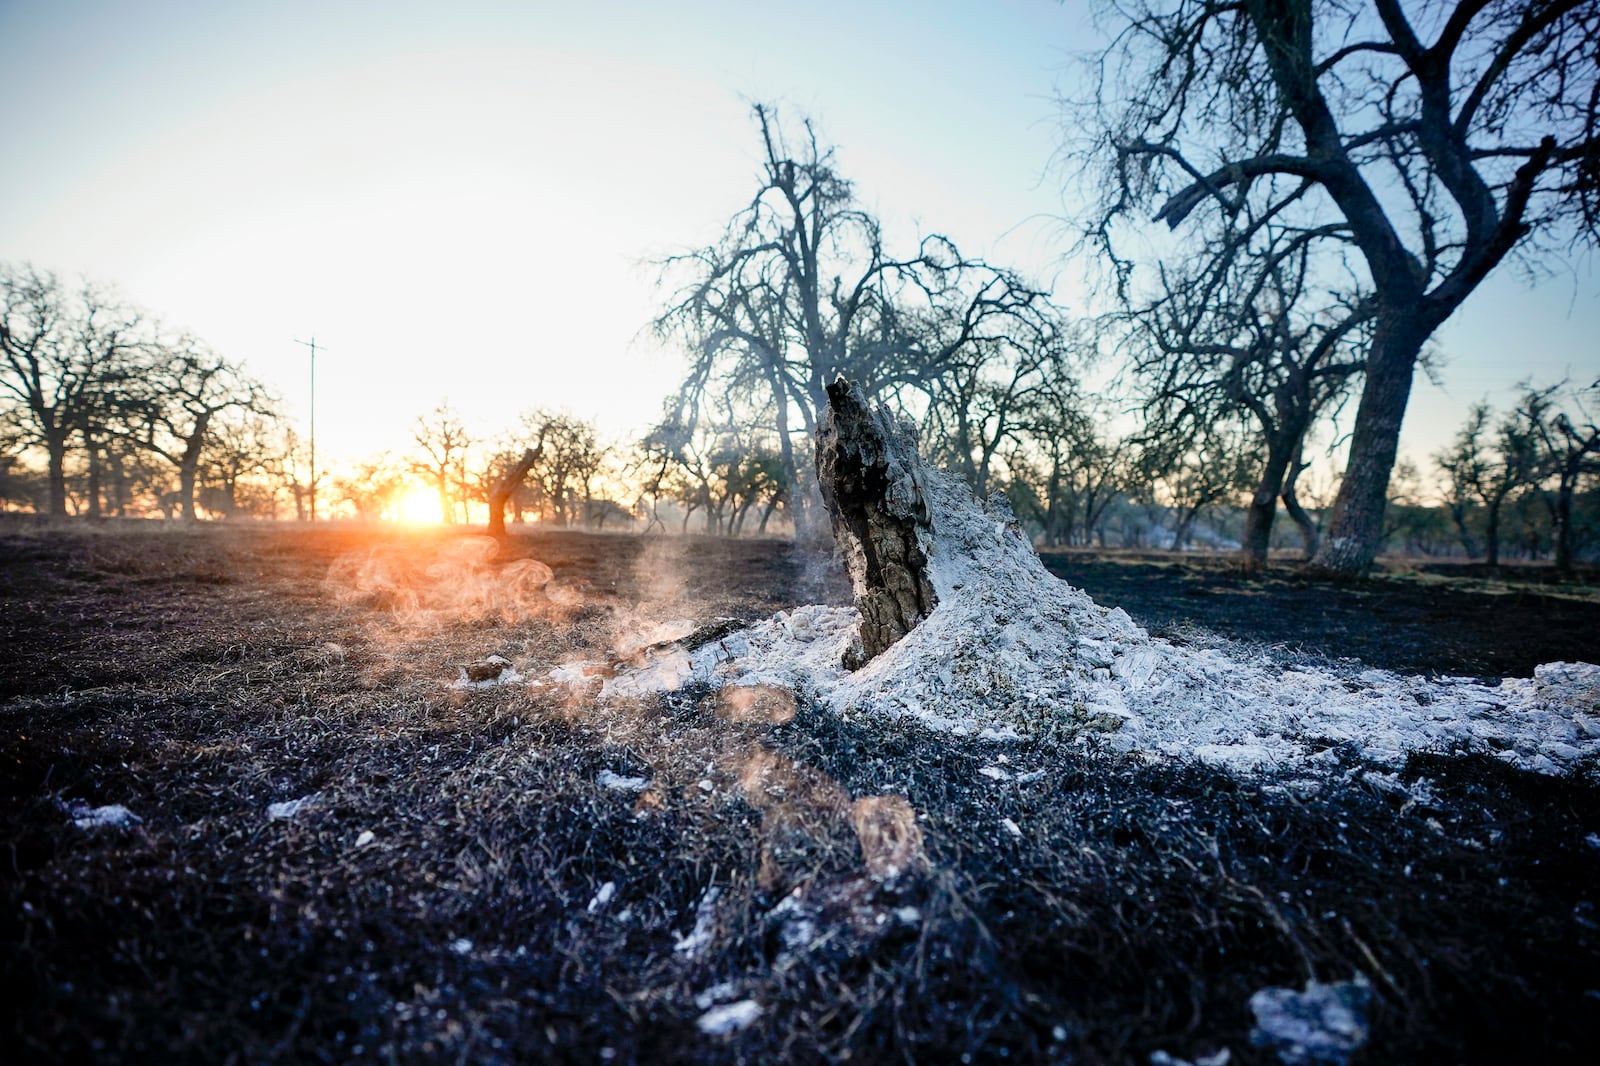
[815,379,938,668]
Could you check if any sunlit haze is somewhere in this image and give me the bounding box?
[2,0,1595,479]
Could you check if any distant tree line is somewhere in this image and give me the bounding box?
[10,0,1598,579]
[0,263,284,520]
[1066,0,1600,577]
[1433,381,1600,571]
[644,102,1600,569]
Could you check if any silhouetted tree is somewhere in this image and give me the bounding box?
[511,410,607,527]
[0,265,144,515]
[334,455,409,522]
[1070,0,1600,575]
[200,412,285,518]
[1115,210,1370,567]
[485,446,539,537]
[656,104,1074,534]
[125,339,275,520]
[1521,380,1600,572]
[1007,380,1129,546]
[410,404,473,524]
[1136,421,1255,551]
[1434,400,1539,565]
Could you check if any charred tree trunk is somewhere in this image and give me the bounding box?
[1311,318,1429,576]
[489,448,538,538]
[1281,453,1320,561]
[1553,477,1577,575]
[84,433,103,519]
[1484,494,1505,569]
[815,379,938,669]
[45,429,69,516]
[1239,444,1293,568]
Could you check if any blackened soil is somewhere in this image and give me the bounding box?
[2,523,1597,1065]
[1041,550,1600,678]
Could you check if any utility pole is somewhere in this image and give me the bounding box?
[294,337,327,522]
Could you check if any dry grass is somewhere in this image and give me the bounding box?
[2,522,1598,1064]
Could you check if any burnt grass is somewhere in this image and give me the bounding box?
[2,523,1598,1064]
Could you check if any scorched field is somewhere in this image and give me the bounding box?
[2,521,1598,1064]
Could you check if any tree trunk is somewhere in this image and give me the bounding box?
[1447,503,1480,559]
[436,476,452,525]
[46,430,69,516]
[1553,477,1576,574]
[85,434,103,519]
[106,448,128,516]
[1172,506,1200,552]
[1281,476,1320,563]
[179,462,199,521]
[488,448,537,538]
[1311,319,1428,576]
[1484,500,1502,568]
[815,379,938,669]
[1239,445,1293,568]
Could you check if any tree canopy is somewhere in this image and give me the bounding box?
[1069,0,1600,574]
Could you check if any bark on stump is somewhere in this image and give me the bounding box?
[815,379,938,669]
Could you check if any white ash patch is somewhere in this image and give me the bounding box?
[673,885,721,959]
[587,881,617,914]
[64,801,141,830]
[597,770,650,792]
[266,794,320,821]
[694,981,741,1010]
[613,619,699,659]
[696,999,762,1036]
[1249,975,1370,1065]
[765,875,923,964]
[546,661,603,686]
[562,462,1599,777]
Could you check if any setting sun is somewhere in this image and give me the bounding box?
[392,487,444,525]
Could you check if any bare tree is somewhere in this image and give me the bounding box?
[1116,208,1371,566]
[334,455,409,522]
[1521,380,1600,572]
[656,104,1074,534]
[199,412,285,518]
[1007,380,1128,547]
[512,410,607,528]
[0,265,145,515]
[920,320,1081,500]
[1137,420,1255,551]
[124,339,275,521]
[411,404,473,524]
[1434,400,1539,564]
[1071,0,1600,575]
[485,446,539,538]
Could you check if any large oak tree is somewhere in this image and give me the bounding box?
[656,104,1074,537]
[1071,0,1600,574]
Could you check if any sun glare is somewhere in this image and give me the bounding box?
[394,488,444,525]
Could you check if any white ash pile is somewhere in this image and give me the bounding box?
[563,380,1600,777]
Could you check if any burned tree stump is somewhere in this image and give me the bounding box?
[815,379,938,668]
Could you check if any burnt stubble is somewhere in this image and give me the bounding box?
[2,523,1596,1064]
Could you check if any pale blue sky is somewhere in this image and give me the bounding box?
[2,0,1594,476]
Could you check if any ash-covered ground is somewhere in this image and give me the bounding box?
[2,519,1598,1064]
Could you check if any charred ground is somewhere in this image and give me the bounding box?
[2,522,1597,1064]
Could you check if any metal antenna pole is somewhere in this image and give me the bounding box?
[294,337,327,522]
